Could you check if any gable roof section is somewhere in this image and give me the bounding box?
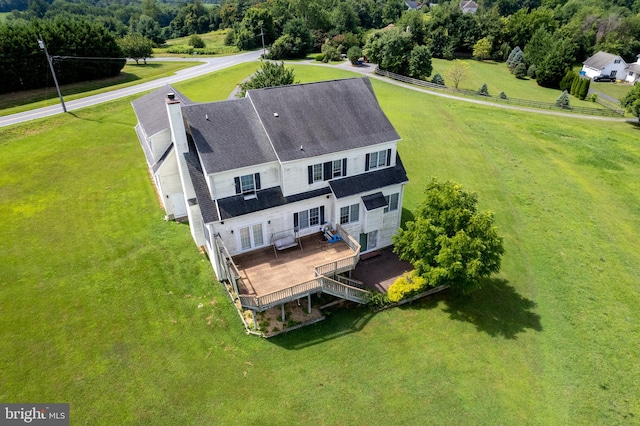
[362,192,388,210]
[583,51,626,69]
[132,85,191,139]
[246,77,400,162]
[330,154,408,199]
[182,98,277,174]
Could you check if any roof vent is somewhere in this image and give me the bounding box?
[273,112,279,117]
[205,114,209,120]
[167,93,175,100]
[300,145,304,151]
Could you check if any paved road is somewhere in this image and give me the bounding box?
[0,50,262,128]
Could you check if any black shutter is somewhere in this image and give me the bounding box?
[308,166,313,184]
[323,161,332,180]
[342,158,347,176]
[254,173,261,190]
[234,177,241,194]
[365,154,370,171]
[293,212,299,228]
[386,149,392,166]
[320,206,325,224]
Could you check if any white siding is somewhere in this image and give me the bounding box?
[210,162,281,199]
[280,143,398,197]
[155,150,182,216]
[363,208,384,234]
[149,128,172,161]
[215,196,332,256]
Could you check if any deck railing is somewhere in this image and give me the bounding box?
[239,278,324,311]
[239,275,370,311]
[320,276,370,303]
[235,226,368,311]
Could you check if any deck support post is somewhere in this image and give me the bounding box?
[307,293,312,314]
[252,310,257,330]
[281,303,285,322]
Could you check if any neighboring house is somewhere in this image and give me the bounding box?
[132,77,409,315]
[460,0,478,13]
[582,51,629,81]
[624,55,640,83]
[405,0,422,10]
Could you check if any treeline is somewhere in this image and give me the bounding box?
[0,18,125,94]
[2,0,640,91]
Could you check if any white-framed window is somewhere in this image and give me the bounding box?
[296,207,321,229]
[239,223,264,251]
[294,206,323,230]
[333,159,343,178]
[312,164,323,182]
[368,150,387,170]
[340,204,359,224]
[308,159,346,184]
[614,59,621,63]
[235,173,261,195]
[240,174,255,192]
[384,193,399,213]
[611,70,618,77]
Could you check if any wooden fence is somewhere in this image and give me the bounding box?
[374,68,625,117]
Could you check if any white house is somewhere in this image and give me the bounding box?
[132,77,409,313]
[581,51,640,83]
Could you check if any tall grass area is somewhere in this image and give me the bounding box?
[1,64,639,424]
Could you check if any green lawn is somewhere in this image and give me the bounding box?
[432,58,601,106]
[154,29,239,56]
[0,61,199,116]
[1,64,639,424]
[589,80,635,102]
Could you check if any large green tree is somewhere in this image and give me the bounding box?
[118,33,153,64]
[236,61,296,97]
[620,83,640,118]
[393,179,505,295]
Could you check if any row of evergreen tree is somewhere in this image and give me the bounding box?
[0,18,124,94]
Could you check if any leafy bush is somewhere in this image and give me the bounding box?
[188,35,205,48]
[366,292,391,309]
[578,78,590,100]
[315,53,324,62]
[431,73,445,86]
[347,45,362,65]
[387,271,427,302]
[527,64,537,78]
[499,91,508,99]
[559,70,576,92]
[556,90,570,108]
[514,63,526,79]
[478,83,489,96]
[590,93,598,102]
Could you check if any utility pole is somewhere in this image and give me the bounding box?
[259,22,266,57]
[37,35,67,113]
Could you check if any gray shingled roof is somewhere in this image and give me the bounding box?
[362,192,388,210]
[184,152,219,223]
[246,77,400,162]
[330,154,408,199]
[628,63,640,74]
[182,98,277,174]
[583,51,625,69]
[217,186,331,220]
[131,85,190,139]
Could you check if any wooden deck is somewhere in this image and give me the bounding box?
[233,233,355,297]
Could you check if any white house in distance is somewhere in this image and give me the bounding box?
[132,77,408,314]
[581,51,640,83]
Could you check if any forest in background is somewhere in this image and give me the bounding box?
[1,0,639,92]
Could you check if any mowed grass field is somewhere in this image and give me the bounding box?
[1,63,639,424]
[0,61,200,116]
